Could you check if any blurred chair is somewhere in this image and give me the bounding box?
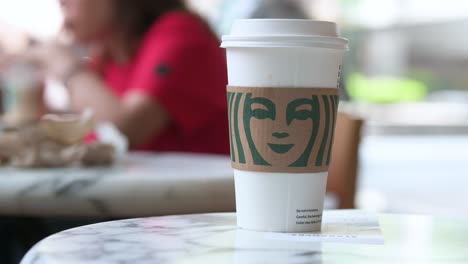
[327,111,363,209]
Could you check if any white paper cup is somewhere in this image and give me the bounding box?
[222,19,348,232]
[1,62,44,126]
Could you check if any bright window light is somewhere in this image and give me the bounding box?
[0,0,63,40]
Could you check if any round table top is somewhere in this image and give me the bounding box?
[21,210,468,264]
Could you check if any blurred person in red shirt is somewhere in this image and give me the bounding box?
[9,0,230,154]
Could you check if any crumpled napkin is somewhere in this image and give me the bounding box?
[0,110,127,168]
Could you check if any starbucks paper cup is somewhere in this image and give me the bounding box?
[221,19,348,232]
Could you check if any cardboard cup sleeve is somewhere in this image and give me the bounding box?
[227,86,339,173]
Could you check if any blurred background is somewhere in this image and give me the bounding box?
[1,0,467,226]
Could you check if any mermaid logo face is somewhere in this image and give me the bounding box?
[244,95,319,167]
[227,86,339,173]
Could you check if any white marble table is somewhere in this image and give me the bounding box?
[21,210,468,264]
[0,152,236,217]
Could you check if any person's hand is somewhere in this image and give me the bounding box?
[26,44,87,83]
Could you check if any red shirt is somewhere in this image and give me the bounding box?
[98,11,229,154]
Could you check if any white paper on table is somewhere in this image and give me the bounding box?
[264,210,384,245]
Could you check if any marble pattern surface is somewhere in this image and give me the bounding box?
[0,152,236,217]
[21,211,468,264]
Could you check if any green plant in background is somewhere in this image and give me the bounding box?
[346,73,428,103]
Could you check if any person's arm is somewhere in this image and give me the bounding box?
[66,69,169,148]
[2,44,170,147]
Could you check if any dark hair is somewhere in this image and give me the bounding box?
[113,0,186,40]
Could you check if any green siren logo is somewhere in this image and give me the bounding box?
[227,86,339,173]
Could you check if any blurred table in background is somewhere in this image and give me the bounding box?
[0,153,236,218]
[0,151,343,219]
[358,135,468,219]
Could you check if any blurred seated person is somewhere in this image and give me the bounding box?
[9,0,229,154]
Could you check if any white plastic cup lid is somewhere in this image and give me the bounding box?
[221,19,348,50]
